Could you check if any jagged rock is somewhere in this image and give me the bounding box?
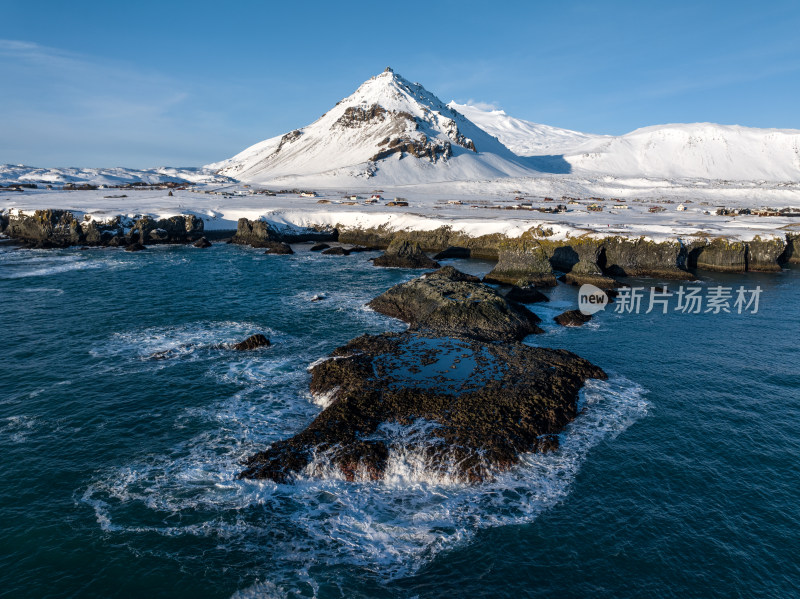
[193,237,212,248]
[785,233,800,264]
[310,243,330,251]
[367,266,543,341]
[505,285,549,303]
[129,215,203,245]
[322,246,350,256]
[263,241,294,255]
[563,259,620,289]
[232,217,336,247]
[555,310,592,327]
[125,242,146,252]
[434,246,471,260]
[602,236,693,279]
[687,238,746,272]
[232,334,271,351]
[484,239,557,287]
[746,236,786,272]
[5,209,85,247]
[238,331,607,483]
[372,238,440,269]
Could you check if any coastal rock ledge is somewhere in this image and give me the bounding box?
[239,332,606,483]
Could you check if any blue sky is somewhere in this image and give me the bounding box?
[2,0,800,168]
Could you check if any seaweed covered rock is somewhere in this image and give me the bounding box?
[368,266,543,341]
[483,238,557,287]
[372,238,440,269]
[239,332,607,483]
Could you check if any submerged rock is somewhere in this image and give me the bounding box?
[367,266,543,341]
[505,285,549,303]
[554,310,592,327]
[239,332,607,483]
[232,334,271,351]
[322,246,350,256]
[263,241,294,255]
[372,238,440,269]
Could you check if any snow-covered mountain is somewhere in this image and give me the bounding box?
[451,103,800,182]
[566,123,800,181]
[0,164,230,186]
[209,68,540,185]
[448,102,606,156]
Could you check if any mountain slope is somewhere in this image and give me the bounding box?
[566,123,800,181]
[448,102,606,156]
[210,68,539,185]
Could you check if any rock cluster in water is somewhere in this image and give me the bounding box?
[372,238,440,269]
[240,267,606,484]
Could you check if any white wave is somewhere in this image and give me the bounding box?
[80,374,648,586]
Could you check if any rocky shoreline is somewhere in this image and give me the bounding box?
[1,210,798,279]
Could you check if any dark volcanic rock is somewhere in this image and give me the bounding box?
[232,334,271,351]
[193,237,212,248]
[554,310,592,327]
[373,238,440,269]
[434,246,471,260]
[239,332,607,483]
[505,285,549,303]
[484,239,557,287]
[687,238,746,273]
[263,241,294,255]
[367,266,543,341]
[124,242,146,252]
[310,243,330,251]
[602,236,693,279]
[232,217,336,247]
[322,246,350,256]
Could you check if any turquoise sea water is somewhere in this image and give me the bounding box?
[1,242,798,598]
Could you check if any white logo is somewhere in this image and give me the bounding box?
[578,284,609,315]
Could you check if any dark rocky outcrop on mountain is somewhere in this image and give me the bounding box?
[367,266,543,341]
[232,217,336,247]
[232,334,271,351]
[483,239,557,287]
[555,310,592,327]
[372,238,440,269]
[239,331,606,483]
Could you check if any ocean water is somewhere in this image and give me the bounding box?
[0,242,798,598]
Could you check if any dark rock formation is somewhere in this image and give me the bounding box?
[263,241,294,255]
[128,215,204,245]
[554,310,592,327]
[310,243,330,251]
[232,217,336,247]
[322,246,350,256]
[505,285,549,303]
[746,236,786,272]
[687,238,747,273]
[5,209,85,247]
[373,238,440,269]
[367,266,543,341]
[239,332,607,483]
[193,237,212,248]
[232,334,271,351]
[784,233,800,265]
[602,236,693,279]
[125,242,146,252]
[483,239,557,287]
[434,246,471,260]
